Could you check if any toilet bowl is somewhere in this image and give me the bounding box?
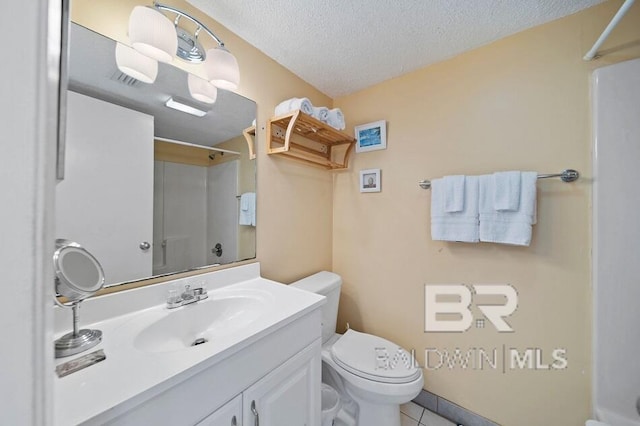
[290,272,424,426]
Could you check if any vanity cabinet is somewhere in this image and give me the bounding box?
[92,308,322,426]
[197,342,320,426]
[242,340,321,426]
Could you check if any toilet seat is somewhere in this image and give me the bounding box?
[330,330,421,384]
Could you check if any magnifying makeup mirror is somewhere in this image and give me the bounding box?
[54,239,105,358]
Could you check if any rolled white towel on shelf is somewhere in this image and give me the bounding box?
[312,106,329,122]
[326,108,345,130]
[274,97,314,117]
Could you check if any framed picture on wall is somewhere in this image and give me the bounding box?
[360,169,381,193]
[355,120,387,153]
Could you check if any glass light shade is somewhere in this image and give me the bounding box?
[188,73,218,104]
[115,43,158,84]
[128,6,177,64]
[205,46,240,91]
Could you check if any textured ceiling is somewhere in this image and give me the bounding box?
[188,0,605,97]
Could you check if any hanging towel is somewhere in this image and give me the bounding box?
[431,176,479,243]
[493,171,521,211]
[274,97,314,117]
[239,192,256,226]
[326,108,346,130]
[443,175,465,212]
[312,106,329,122]
[479,172,537,246]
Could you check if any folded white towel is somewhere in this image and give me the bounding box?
[326,108,345,130]
[431,176,479,243]
[239,192,256,227]
[443,175,465,212]
[493,171,521,211]
[274,97,314,117]
[312,106,329,122]
[479,172,537,246]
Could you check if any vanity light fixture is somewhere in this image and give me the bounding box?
[126,1,240,91]
[128,5,177,64]
[165,97,207,117]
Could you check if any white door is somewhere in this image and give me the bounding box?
[243,341,321,426]
[55,91,154,286]
[207,160,239,264]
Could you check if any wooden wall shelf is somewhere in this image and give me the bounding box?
[266,110,355,170]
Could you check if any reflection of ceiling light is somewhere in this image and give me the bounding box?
[127,6,177,64]
[115,43,158,84]
[165,97,207,117]
[188,73,218,104]
[126,2,240,93]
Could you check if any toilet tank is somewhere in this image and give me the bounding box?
[290,271,342,344]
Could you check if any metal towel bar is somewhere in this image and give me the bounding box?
[418,169,579,190]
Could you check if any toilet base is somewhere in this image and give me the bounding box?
[349,394,401,426]
[342,379,411,426]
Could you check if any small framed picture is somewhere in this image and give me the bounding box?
[355,120,387,153]
[360,169,381,193]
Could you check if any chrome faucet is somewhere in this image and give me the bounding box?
[166,284,208,309]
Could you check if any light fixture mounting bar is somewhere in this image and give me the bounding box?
[153,1,225,47]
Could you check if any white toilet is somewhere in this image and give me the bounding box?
[291,271,424,426]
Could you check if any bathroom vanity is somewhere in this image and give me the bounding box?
[53,263,324,425]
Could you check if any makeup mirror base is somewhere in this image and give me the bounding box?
[55,328,102,358]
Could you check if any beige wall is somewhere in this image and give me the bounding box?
[72,0,334,283]
[333,2,640,425]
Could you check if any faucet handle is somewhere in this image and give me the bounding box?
[181,284,196,303]
[193,285,208,301]
[166,288,183,309]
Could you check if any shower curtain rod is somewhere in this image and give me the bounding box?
[583,0,636,61]
[417,169,579,190]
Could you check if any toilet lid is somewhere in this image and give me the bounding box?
[330,329,421,384]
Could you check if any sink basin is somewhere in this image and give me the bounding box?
[133,290,271,353]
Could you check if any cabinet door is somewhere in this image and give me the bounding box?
[243,340,321,426]
[197,394,242,426]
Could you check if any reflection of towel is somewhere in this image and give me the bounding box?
[326,108,345,130]
[239,192,256,226]
[274,98,314,117]
[312,106,329,122]
[431,176,479,243]
[479,172,537,246]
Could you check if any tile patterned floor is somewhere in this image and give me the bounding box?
[401,401,456,426]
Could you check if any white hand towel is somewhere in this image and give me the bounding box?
[479,172,537,246]
[312,106,329,122]
[239,192,256,226]
[274,97,314,117]
[326,108,346,130]
[431,176,479,243]
[493,171,521,211]
[443,175,465,212]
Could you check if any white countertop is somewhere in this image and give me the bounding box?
[53,263,324,425]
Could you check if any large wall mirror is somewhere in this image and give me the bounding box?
[56,23,257,289]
